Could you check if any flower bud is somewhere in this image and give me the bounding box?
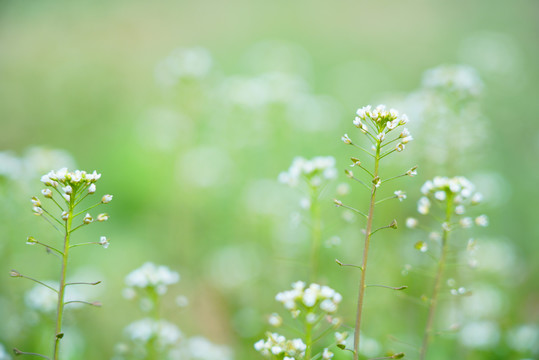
[61,211,69,221]
[83,213,94,224]
[341,134,352,144]
[33,206,44,216]
[30,197,41,207]
[88,183,96,194]
[41,189,53,198]
[26,236,37,245]
[97,213,109,222]
[9,269,22,277]
[333,199,343,207]
[102,194,113,204]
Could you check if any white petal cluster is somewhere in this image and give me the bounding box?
[0,343,10,360]
[278,156,337,188]
[124,318,182,347]
[171,336,234,360]
[275,281,342,314]
[41,168,101,188]
[416,176,488,229]
[422,64,483,100]
[155,47,213,87]
[347,105,412,151]
[254,333,306,359]
[125,262,180,295]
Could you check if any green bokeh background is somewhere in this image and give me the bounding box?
[1,0,538,359]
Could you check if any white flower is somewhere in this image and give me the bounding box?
[88,183,96,194]
[63,194,70,202]
[62,185,72,194]
[97,213,109,222]
[407,167,418,177]
[394,190,406,201]
[341,134,352,144]
[471,192,483,205]
[268,313,282,327]
[376,132,385,142]
[125,262,180,290]
[475,215,489,227]
[455,205,465,215]
[406,217,418,228]
[61,211,69,220]
[396,143,405,152]
[41,189,53,198]
[434,191,447,201]
[102,194,113,204]
[83,213,94,224]
[31,205,42,215]
[418,197,431,215]
[99,236,109,248]
[323,348,334,359]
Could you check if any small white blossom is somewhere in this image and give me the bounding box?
[41,189,53,198]
[394,190,406,201]
[125,262,180,292]
[88,183,96,194]
[61,211,69,220]
[83,213,94,224]
[97,213,109,222]
[62,185,73,194]
[418,197,431,215]
[268,313,282,327]
[406,217,418,228]
[475,215,489,227]
[341,134,352,144]
[99,236,109,248]
[102,194,113,204]
[323,348,334,359]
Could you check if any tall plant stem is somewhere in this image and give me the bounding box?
[53,198,74,359]
[419,194,453,360]
[309,190,322,283]
[353,143,381,360]
[305,321,313,360]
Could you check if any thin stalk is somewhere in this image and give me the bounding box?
[353,142,381,360]
[146,287,160,360]
[309,189,322,283]
[419,194,453,360]
[52,195,75,359]
[305,321,313,360]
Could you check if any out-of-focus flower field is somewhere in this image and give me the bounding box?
[0,0,538,359]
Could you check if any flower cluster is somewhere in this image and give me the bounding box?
[343,104,412,153]
[124,318,183,348]
[254,333,307,359]
[412,176,488,228]
[275,281,342,316]
[278,156,337,188]
[124,262,180,297]
[421,64,483,100]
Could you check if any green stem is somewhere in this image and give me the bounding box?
[419,194,453,360]
[309,189,322,283]
[52,195,74,359]
[305,321,313,360]
[353,142,381,360]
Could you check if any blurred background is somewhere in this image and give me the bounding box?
[0,0,538,359]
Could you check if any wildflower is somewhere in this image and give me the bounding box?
[407,166,418,177]
[372,177,381,188]
[335,332,348,346]
[418,197,431,215]
[396,143,405,152]
[32,206,44,216]
[415,241,428,252]
[83,213,94,224]
[63,194,70,202]
[97,213,109,222]
[41,189,53,198]
[88,183,96,194]
[406,217,418,228]
[475,215,489,227]
[323,348,334,359]
[455,205,465,215]
[125,262,180,293]
[102,194,113,204]
[394,190,406,201]
[30,197,41,207]
[353,117,368,133]
[61,211,69,221]
[99,236,109,248]
[459,217,473,228]
[279,156,337,188]
[434,191,447,201]
[334,199,343,207]
[471,193,483,205]
[341,134,352,144]
[268,313,282,327]
[376,132,385,142]
[62,185,73,195]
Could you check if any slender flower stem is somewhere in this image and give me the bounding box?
[353,142,381,360]
[305,321,313,360]
[53,195,75,360]
[419,194,453,360]
[309,188,322,283]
